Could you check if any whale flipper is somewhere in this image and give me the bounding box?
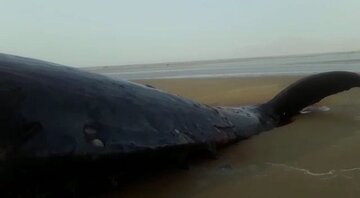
[262,71,360,121]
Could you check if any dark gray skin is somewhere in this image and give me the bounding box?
[0,53,359,194]
[0,54,276,161]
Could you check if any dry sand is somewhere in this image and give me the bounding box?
[103,75,360,198]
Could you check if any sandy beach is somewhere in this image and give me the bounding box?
[102,75,360,198]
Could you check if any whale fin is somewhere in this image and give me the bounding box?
[262,71,360,121]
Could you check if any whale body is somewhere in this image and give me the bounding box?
[0,53,359,194]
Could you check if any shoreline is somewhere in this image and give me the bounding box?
[129,72,311,80]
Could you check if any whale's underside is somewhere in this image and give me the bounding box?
[0,53,359,196]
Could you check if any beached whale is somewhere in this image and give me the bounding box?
[0,53,359,190]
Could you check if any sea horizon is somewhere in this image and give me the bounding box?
[83,50,360,80]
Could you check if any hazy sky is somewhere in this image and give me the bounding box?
[1,0,360,67]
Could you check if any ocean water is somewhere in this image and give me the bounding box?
[84,51,360,79]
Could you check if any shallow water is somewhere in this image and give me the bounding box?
[102,76,360,198]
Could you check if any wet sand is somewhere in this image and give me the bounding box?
[103,76,360,198]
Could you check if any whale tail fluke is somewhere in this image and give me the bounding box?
[261,71,360,122]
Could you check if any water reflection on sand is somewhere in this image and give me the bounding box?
[103,76,360,198]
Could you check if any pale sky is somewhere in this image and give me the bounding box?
[1,0,360,67]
